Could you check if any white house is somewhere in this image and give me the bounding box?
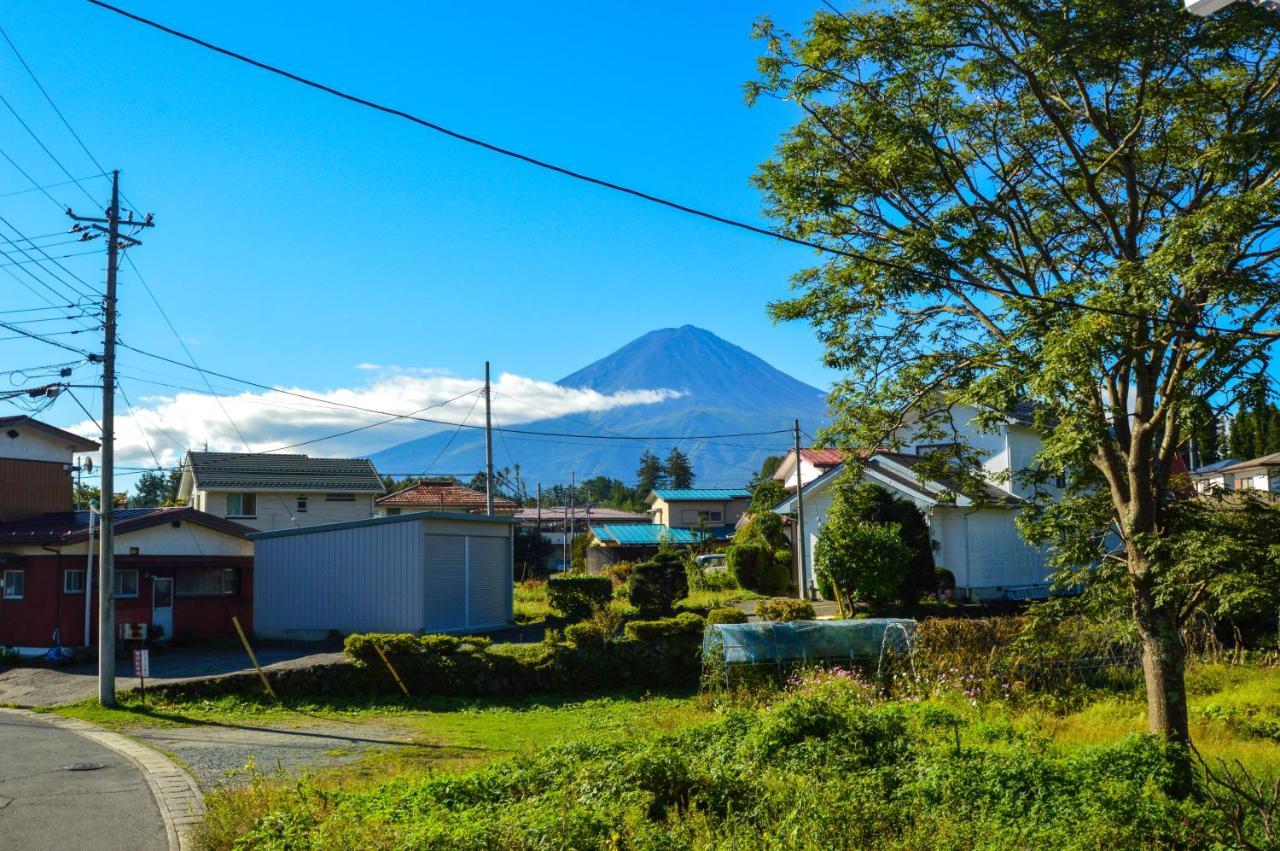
[773,404,1055,602]
[177,451,385,532]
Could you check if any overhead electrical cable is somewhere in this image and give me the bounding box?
[86,0,1280,340]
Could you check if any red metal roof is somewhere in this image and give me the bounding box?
[800,448,846,467]
[376,481,519,511]
[0,507,253,546]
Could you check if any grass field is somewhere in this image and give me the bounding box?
[52,660,1280,849]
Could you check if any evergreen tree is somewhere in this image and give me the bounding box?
[664,447,695,489]
[129,470,170,507]
[636,450,666,493]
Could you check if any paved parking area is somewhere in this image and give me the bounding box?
[0,647,342,707]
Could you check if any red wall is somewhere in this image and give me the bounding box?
[0,554,252,648]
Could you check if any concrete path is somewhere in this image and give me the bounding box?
[0,711,172,851]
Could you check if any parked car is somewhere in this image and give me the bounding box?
[695,553,728,572]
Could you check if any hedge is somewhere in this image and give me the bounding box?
[706,607,748,625]
[755,598,817,622]
[627,553,688,613]
[547,575,613,621]
[623,612,705,640]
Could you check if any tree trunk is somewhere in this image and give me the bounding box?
[1130,568,1190,744]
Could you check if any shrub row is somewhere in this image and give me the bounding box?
[623,612,705,640]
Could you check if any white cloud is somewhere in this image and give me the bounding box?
[69,370,681,472]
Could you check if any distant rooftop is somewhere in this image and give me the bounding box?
[590,524,709,545]
[648,488,751,502]
[799,448,846,467]
[185,451,383,492]
[377,480,518,512]
[0,415,98,452]
[0,506,252,546]
[515,506,649,523]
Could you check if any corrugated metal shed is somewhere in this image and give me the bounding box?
[250,511,514,639]
[589,524,708,545]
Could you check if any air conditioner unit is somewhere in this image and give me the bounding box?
[120,623,148,641]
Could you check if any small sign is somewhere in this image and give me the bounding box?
[120,622,147,641]
[132,648,150,678]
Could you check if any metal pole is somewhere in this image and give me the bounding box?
[84,501,96,648]
[535,482,542,574]
[98,171,120,706]
[568,470,575,571]
[794,420,808,600]
[484,361,494,516]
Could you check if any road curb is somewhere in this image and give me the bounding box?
[0,708,204,851]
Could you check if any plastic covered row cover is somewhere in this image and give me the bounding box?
[702,618,917,665]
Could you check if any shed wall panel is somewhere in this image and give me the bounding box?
[467,536,510,629]
[254,519,422,634]
[424,534,466,632]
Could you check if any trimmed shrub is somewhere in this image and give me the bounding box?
[343,632,421,661]
[755,598,817,622]
[624,612,706,640]
[547,575,613,621]
[565,621,608,650]
[602,560,635,585]
[935,568,956,593]
[707,607,748,625]
[627,553,688,614]
[727,541,770,591]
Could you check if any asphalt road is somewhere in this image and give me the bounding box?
[0,712,167,851]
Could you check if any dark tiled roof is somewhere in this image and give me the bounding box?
[871,451,1022,505]
[0,506,253,547]
[186,452,384,492]
[0,416,99,451]
[377,481,518,511]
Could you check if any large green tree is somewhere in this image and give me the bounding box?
[636,449,667,494]
[751,0,1280,742]
[663,447,695,489]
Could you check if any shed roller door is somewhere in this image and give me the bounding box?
[424,534,466,632]
[467,537,510,629]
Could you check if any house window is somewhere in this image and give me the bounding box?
[226,492,257,518]
[114,569,139,598]
[680,509,723,524]
[325,493,356,502]
[2,570,24,599]
[387,507,401,516]
[296,495,307,513]
[176,568,238,597]
[64,569,86,594]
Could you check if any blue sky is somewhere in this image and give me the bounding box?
[0,1,834,477]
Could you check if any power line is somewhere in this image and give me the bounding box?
[0,318,93,355]
[0,173,107,200]
[0,91,98,205]
[118,342,795,441]
[117,380,163,469]
[86,0,1280,341]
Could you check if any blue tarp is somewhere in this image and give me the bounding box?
[703,618,917,665]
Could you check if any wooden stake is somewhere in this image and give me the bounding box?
[373,643,410,697]
[231,616,277,699]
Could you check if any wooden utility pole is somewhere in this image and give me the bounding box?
[794,419,808,600]
[68,171,153,706]
[484,361,494,516]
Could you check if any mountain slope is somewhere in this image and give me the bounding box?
[369,326,828,487]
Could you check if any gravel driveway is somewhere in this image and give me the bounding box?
[128,720,416,787]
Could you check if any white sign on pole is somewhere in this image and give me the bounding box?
[132,648,150,679]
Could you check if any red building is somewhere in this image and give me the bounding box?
[0,417,254,650]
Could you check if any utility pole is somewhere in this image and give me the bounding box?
[484,361,494,516]
[568,470,575,572]
[793,420,808,600]
[68,170,153,707]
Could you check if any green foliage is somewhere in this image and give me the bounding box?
[129,468,182,508]
[664,446,695,489]
[706,607,749,625]
[751,0,1280,739]
[841,483,937,605]
[623,612,706,640]
[564,621,607,650]
[1229,400,1280,461]
[754,598,816,622]
[569,533,590,574]
[546,575,612,622]
[814,483,914,612]
[748,478,787,515]
[726,541,791,595]
[636,449,666,494]
[73,481,100,510]
[221,683,1231,850]
[752,454,785,486]
[935,568,956,592]
[627,552,689,614]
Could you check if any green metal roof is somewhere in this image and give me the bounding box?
[650,488,751,501]
[589,524,708,545]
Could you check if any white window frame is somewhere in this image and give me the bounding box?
[225,492,257,518]
[64,569,86,594]
[2,570,24,599]
[114,568,139,598]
